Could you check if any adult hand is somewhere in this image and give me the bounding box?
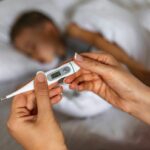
[7,72,67,150]
[65,52,150,124]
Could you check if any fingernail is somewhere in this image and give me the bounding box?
[74,53,83,62]
[36,71,46,82]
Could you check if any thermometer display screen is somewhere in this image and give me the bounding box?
[51,71,61,79]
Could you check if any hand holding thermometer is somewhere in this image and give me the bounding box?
[0,61,80,101]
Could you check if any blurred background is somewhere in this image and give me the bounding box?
[0,0,150,150]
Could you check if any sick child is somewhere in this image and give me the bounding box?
[10,11,92,64]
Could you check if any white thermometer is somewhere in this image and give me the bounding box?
[0,61,80,101]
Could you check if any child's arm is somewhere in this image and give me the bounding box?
[67,23,150,86]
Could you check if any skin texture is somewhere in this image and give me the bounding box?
[7,54,150,149]
[7,72,67,150]
[14,22,65,63]
[67,23,150,86]
[65,52,150,125]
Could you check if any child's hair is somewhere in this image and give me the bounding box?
[10,11,56,42]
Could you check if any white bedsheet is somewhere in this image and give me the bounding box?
[0,0,150,150]
[72,0,150,69]
[54,84,111,118]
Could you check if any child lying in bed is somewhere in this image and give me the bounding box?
[10,11,96,64]
[11,11,149,86]
[10,10,150,117]
[10,11,111,118]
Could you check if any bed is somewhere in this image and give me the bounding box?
[1,0,150,150]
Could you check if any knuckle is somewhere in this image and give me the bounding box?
[92,73,99,79]
[56,87,61,92]
[101,52,111,58]
[89,82,94,91]
[106,53,113,58]
[55,95,61,101]
[82,75,87,81]
[77,78,82,84]
[74,78,79,84]
[36,83,48,96]
[92,60,100,67]
[56,95,62,102]
[58,87,62,93]
[101,53,113,62]
[7,120,17,131]
[108,68,117,77]
[106,54,117,63]
[37,89,49,97]
[78,75,86,82]
[36,82,48,91]
[7,120,11,129]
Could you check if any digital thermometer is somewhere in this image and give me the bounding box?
[0,61,80,101]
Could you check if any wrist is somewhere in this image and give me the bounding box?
[25,142,68,150]
[130,85,150,124]
[36,145,67,150]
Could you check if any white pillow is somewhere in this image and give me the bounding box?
[0,43,59,82]
[110,0,150,11]
[135,8,150,68]
[136,8,150,32]
[0,0,66,43]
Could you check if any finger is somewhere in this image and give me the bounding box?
[74,53,114,77]
[11,95,28,119]
[64,69,90,84]
[64,71,80,84]
[66,52,119,84]
[12,95,27,112]
[76,82,95,92]
[21,115,36,121]
[74,80,102,93]
[51,95,62,104]
[16,108,30,118]
[34,71,54,120]
[71,73,100,86]
[49,86,63,98]
[48,82,59,90]
[80,52,120,67]
[26,93,36,111]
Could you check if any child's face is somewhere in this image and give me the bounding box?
[14,23,63,63]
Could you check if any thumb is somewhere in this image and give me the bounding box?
[34,72,54,120]
[74,53,112,76]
